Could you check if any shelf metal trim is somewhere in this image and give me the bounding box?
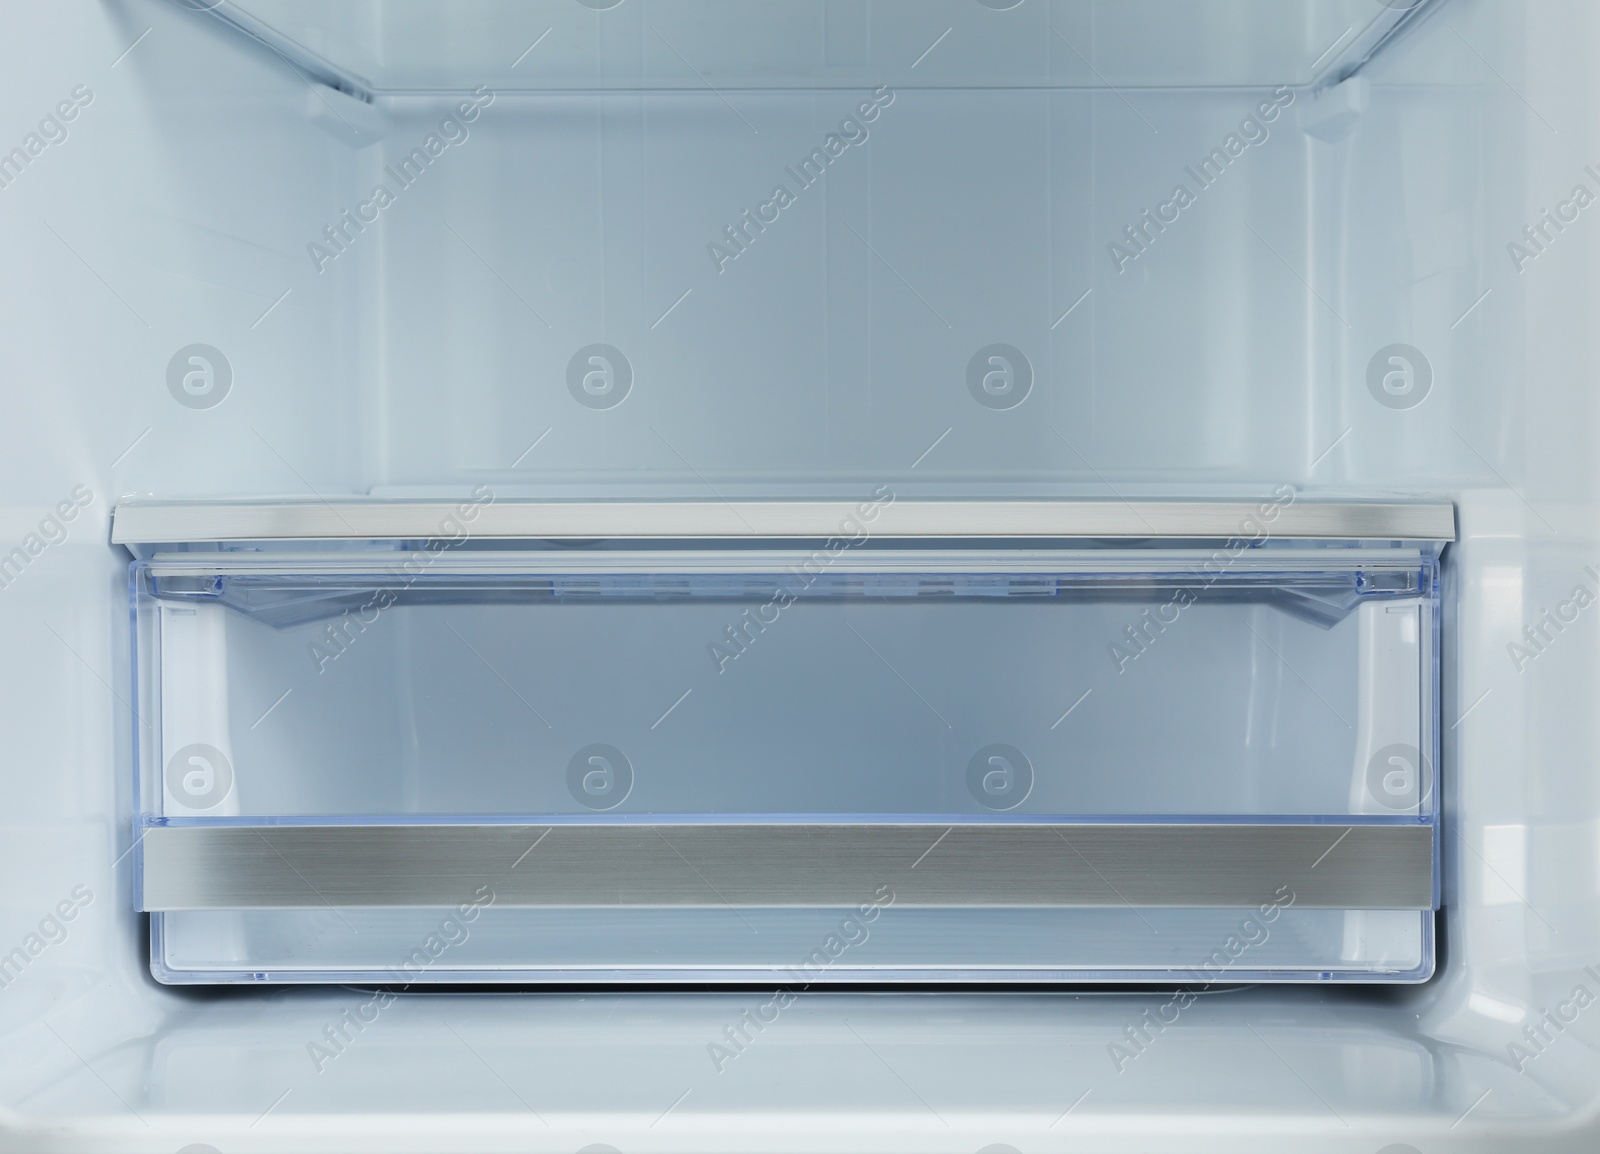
[113,499,1456,545]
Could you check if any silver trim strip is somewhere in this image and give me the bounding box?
[142,823,1434,911]
[113,499,1456,545]
[144,546,1430,579]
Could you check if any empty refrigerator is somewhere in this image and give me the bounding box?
[1,0,1598,1150]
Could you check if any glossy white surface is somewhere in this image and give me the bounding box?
[0,0,1597,1148]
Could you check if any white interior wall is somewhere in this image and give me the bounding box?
[371,85,1317,490]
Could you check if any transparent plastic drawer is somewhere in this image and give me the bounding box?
[124,499,1444,984]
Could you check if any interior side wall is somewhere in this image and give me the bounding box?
[1355,0,1600,1128]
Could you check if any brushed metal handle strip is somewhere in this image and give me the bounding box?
[141,823,1434,911]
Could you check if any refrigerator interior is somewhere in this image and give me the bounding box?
[1,0,1597,1148]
